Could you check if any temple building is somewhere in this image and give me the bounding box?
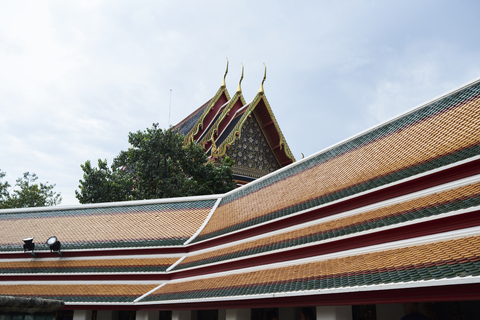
[1,74,480,320]
[173,64,295,186]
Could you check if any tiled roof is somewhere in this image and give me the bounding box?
[1,78,480,308]
[142,235,480,302]
[0,257,178,274]
[175,182,480,270]
[174,99,212,136]
[0,284,158,303]
[193,84,480,242]
[0,199,217,251]
[182,87,231,144]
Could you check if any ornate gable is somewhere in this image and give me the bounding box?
[219,113,281,181]
[175,64,295,185]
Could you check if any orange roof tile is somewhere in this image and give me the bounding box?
[146,235,480,301]
[196,94,480,241]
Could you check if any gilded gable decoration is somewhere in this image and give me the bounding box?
[173,63,295,186]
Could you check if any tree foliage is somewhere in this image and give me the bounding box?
[76,159,136,203]
[0,171,62,209]
[76,124,236,204]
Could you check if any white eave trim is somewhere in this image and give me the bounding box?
[134,283,167,303]
[133,275,480,305]
[184,197,223,245]
[0,193,222,215]
[0,280,167,285]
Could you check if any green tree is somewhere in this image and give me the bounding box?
[0,171,62,209]
[75,159,136,203]
[0,171,10,205]
[76,124,236,204]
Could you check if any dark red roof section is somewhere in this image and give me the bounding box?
[193,91,230,141]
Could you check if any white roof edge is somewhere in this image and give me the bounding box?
[0,280,167,285]
[0,193,223,214]
[184,197,223,245]
[132,276,480,305]
[134,283,167,303]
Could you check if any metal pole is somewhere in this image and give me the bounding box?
[169,89,172,127]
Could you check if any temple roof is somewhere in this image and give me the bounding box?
[0,196,218,251]
[175,86,231,143]
[1,76,480,309]
[140,234,480,303]
[173,68,295,183]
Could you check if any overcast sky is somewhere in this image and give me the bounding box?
[1,1,479,206]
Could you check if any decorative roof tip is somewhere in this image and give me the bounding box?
[221,58,229,88]
[236,63,244,93]
[259,63,266,95]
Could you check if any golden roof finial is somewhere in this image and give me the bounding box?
[236,63,244,93]
[259,63,267,94]
[221,58,229,88]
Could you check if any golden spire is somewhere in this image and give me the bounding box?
[259,63,267,94]
[221,58,229,88]
[236,63,244,93]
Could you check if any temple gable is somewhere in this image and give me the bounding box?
[174,65,295,186]
[220,112,281,184]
